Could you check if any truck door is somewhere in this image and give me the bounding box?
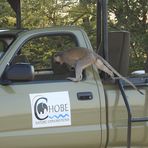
[0,32,102,148]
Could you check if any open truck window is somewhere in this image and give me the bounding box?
[10,34,79,81]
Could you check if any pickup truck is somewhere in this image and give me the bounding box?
[0,27,147,148]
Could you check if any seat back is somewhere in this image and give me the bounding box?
[11,54,29,64]
[108,31,130,76]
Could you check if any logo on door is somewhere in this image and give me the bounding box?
[30,91,71,128]
[34,97,48,120]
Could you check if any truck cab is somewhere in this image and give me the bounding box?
[0,27,104,148]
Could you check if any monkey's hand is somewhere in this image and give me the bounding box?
[66,68,83,82]
[66,77,81,82]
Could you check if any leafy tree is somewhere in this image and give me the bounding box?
[0,0,15,28]
[22,0,97,48]
[21,0,77,28]
[68,0,96,48]
[108,0,148,72]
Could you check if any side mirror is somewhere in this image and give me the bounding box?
[4,63,34,81]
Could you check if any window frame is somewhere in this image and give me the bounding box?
[7,32,83,82]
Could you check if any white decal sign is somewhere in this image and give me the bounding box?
[30,91,71,128]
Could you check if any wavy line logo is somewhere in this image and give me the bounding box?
[48,114,69,119]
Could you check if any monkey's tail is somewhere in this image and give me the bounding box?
[96,54,143,95]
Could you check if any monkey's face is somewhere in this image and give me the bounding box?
[54,55,63,64]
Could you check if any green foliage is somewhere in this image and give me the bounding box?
[0,0,15,27]
[21,0,77,28]
[68,0,96,47]
[108,0,148,72]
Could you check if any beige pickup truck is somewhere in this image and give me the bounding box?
[0,27,147,148]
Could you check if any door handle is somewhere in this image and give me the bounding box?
[77,92,93,100]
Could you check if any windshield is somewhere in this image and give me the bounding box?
[0,37,14,59]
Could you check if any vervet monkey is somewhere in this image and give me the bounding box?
[54,47,143,94]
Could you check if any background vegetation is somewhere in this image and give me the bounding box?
[0,0,147,72]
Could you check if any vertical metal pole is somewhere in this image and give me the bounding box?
[96,0,109,79]
[96,0,102,51]
[102,0,108,61]
[16,0,21,29]
[7,0,21,29]
[96,0,108,60]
